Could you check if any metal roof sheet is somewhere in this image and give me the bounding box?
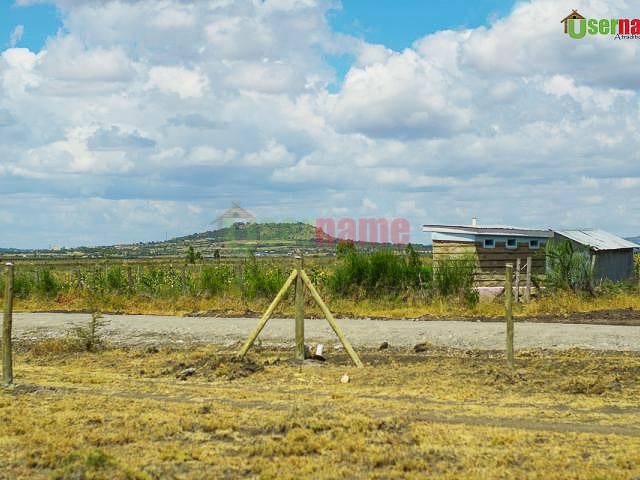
[555,229,640,251]
[423,224,554,237]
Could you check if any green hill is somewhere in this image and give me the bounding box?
[2,222,430,259]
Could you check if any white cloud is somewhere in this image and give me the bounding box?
[147,66,208,98]
[243,140,295,166]
[3,0,640,247]
[9,25,24,47]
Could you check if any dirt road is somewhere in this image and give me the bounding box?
[12,312,640,350]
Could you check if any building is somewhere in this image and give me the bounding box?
[554,229,639,282]
[423,219,553,284]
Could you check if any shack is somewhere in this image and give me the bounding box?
[553,229,639,282]
[423,220,553,285]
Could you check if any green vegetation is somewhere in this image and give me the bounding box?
[544,239,594,293]
[1,245,638,319]
[329,243,430,297]
[71,312,110,352]
[185,245,203,265]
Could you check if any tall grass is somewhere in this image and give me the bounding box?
[432,255,478,305]
[544,239,593,293]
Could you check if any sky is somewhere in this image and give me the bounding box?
[1,0,639,249]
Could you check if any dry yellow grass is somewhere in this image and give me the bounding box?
[12,288,640,320]
[1,343,639,479]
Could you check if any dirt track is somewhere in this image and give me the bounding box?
[12,312,640,351]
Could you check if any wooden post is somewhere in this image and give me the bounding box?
[76,269,82,289]
[295,256,305,360]
[505,263,514,369]
[3,263,14,385]
[127,266,133,293]
[238,269,298,358]
[181,267,187,296]
[299,269,363,368]
[524,256,532,302]
[515,258,521,303]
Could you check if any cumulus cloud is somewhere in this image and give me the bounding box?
[87,126,156,151]
[2,0,640,248]
[147,66,208,98]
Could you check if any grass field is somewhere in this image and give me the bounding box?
[1,343,640,479]
[2,254,640,320]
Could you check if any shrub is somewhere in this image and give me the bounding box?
[432,255,478,305]
[200,266,234,296]
[328,244,432,298]
[138,266,182,297]
[35,269,59,297]
[72,312,110,352]
[243,259,286,299]
[105,265,128,294]
[544,239,593,293]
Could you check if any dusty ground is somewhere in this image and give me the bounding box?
[11,312,640,351]
[1,343,639,479]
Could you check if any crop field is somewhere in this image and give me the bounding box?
[1,342,640,479]
[1,251,640,320]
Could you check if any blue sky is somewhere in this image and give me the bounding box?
[329,0,517,51]
[2,1,517,55]
[0,1,61,51]
[1,0,640,248]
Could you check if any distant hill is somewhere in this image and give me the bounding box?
[2,222,430,259]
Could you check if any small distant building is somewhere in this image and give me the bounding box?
[423,219,553,284]
[554,229,639,282]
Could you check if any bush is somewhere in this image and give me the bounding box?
[106,265,128,294]
[72,312,110,352]
[200,266,233,296]
[328,244,432,298]
[35,269,59,297]
[138,266,182,297]
[544,240,593,293]
[243,259,286,299]
[432,255,478,305]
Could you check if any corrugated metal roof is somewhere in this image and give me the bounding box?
[555,229,640,251]
[423,224,554,237]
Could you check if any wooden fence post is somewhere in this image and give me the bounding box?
[505,263,514,369]
[515,258,521,303]
[127,266,133,293]
[299,270,363,368]
[3,263,14,386]
[181,267,187,296]
[295,256,305,360]
[238,269,298,358]
[524,256,532,302]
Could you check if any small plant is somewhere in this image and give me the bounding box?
[186,245,203,265]
[72,312,110,352]
[35,268,59,297]
[200,265,234,296]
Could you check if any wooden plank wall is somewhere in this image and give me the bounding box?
[433,240,545,286]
